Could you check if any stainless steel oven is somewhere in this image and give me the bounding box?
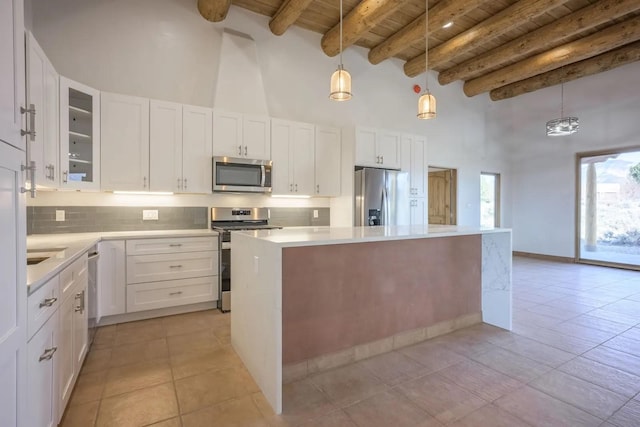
[212,157,272,193]
[211,208,281,312]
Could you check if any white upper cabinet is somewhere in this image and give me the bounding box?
[314,126,341,197]
[0,0,25,151]
[182,105,213,194]
[150,100,182,193]
[270,119,314,195]
[401,134,427,198]
[101,92,149,191]
[26,32,59,187]
[355,127,401,170]
[213,111,270,160]
[59,77,100,190]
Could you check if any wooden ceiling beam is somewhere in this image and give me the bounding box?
[404,0,568,78]
[367,0,487,65]
[197,0,232,22]
[269,0,315,36]
[321,0,408,57]
[464,15,640,97]
[490,41,640,101]
[439,0,640,85]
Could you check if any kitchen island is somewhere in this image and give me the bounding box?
[230,225,512,414]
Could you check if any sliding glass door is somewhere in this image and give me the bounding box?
[578,148,640,268]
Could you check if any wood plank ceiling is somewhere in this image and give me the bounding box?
[198,0,640,101]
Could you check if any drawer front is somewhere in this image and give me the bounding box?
[28,275,60,340]
[126,276,217,312]
[127,251,218,284]
[59,253,88,301]
[126,237,217,256]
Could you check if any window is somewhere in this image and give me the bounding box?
[480,173,500,228]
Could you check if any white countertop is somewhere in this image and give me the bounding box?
[233,225,510,247]
[27,229,218,294]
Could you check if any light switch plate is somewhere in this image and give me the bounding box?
[143,209,159,220]
[55,210,65,222]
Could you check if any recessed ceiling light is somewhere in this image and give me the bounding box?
[443,21,453,29]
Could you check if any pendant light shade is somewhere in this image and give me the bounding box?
[417,0,435,119]
[417,91,436,119]
[330,65,352,101]
[330,0,352,101]
[546,81,578,136]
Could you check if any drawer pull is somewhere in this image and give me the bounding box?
[39,297,57,308]
[169,291,183,296]
[169,265,183,269]
[39,347,57,362]
[169,244,183,247]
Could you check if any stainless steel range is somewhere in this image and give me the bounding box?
[211,207,281,312]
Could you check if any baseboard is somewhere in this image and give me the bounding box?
[98,301,218,326]
[513,251,575,263]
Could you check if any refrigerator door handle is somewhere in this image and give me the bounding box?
[381,186,388,225]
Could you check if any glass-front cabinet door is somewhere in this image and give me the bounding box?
[59,77,100,190]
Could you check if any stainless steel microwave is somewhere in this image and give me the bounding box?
[212,156,272,193]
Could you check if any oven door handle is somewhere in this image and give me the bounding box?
[261,165,266,187]
[221,242,231,250]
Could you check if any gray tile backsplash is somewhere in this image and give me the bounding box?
[27,206,208,234]
[27,206,331,234]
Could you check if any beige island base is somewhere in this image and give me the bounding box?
[230,225,512,414]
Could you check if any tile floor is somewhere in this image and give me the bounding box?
[61,257,640,427]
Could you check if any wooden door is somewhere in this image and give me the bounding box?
[428,170,456,225]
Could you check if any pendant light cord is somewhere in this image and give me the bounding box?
[425,0,429,91]
[560,81,564,118]
[339,0,343,68]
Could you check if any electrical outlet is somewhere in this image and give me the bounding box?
[55,210,65,222]
[313,209,319,219]
[142,209,159,220]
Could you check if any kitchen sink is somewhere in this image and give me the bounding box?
[26,248,67,266]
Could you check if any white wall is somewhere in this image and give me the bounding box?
[488,61,640,257]
[28,0,511,225]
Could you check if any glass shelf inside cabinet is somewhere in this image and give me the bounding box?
[67,88,94,182]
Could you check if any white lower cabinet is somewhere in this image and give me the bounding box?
[127,276,217,313]
[410,198,427,226]
[57,292,75,413]
[98,240,126,317]
[27,309,59,427]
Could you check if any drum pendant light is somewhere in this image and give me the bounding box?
[417,0,436,119]
[329,0,352,101]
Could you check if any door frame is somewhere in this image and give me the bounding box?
[428,166,457,225]
[575,145,640,270]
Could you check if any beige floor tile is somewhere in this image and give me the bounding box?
[170,345,241,380]
[564,314,630,334]
[167,329,221,356]
[109,338,169,368]
[608,399,640,427]
[162,310,220,336]
[529,370,627,419]
[213,325,232,345]
[490,334,575,367]
[437,359,523,402]
[68,369,107,406]
[147,418,181,427]
[60,400,100,427]
[103,359,173,397]
[396,372,487,424]
[343,389,441,427]
[583,346,640,376]
[620,327,640,341]
[93,325,117,349]
[511,324,599,354]
[115,319,166,346]
[494,385,602,427]
[309,364,387,408]
[430,332,498,358]
[81,347,112,374]
[175,365,259,414]
[469,347,552,383]
[96,382,178,427]
[297,410,358,427]
[603,334,640,355]
[549,320,618,343]
[558,356,640,398]
[399,340,468,374]
[182,395,268,427]
[448,404,531,427]
[357,350,426,386]
[274,379,338,425]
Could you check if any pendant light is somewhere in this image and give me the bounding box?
[546,81,578,136]
[329,0,352,101]
[417,0,436,119]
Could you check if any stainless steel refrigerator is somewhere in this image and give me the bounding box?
[355,168,410,226]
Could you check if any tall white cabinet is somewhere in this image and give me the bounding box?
[402,134,427,225]
[0,1,27,426]
[150,100,183,192]
[26,32,59,188]
[181,105,213,194]
[101,92,150,191]
[271,119,315,195]
[315,126,341,197]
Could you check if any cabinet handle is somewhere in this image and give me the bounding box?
[169,291,183,296]
[20,161,37,199]
[380,155,384,164]
[238,145,242,155]
[39,297,57,308]
[295,183,298,192]
[51,165,55,180]
[63,170,68,183]
[169,265,183,269]
[39,347,57,362]
[244,146,248,156]
[177,178,181,189]
[74,290,85,313]
[289,183,293,192]
[20,104,36,141]
[169,244,182,247]
[184,178,187,190]
[375,156,379,164]
[143,176,147,188]
[316,184,320,194]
